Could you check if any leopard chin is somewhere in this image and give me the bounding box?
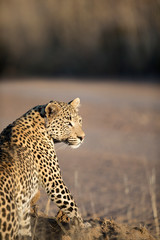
[70,143,81,149]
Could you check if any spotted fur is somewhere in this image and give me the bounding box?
[0,98,85,239]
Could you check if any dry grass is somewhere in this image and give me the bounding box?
[149,169,159,239]
[143,157,160,239]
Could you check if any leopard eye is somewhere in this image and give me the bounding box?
[68,122,73,127]
[79,118,82,124]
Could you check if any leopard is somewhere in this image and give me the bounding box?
[0,98,85,240]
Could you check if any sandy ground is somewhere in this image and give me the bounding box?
[0,79,160,239]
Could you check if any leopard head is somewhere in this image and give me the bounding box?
[44,98,85,148]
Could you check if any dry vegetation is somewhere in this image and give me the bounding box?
[0,0,160,75]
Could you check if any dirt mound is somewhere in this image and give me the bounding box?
[31,212,155,240]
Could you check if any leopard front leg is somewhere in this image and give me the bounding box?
[52,177,83,224]
[40,171,83,225]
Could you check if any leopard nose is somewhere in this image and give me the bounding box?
[78,134,85,141]
[78,136,83,141]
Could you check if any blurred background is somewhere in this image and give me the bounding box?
[0,0,160,77]
[0,0,160,239]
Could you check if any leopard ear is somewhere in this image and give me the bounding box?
[69,98,80,110]
[45,102,61,119]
